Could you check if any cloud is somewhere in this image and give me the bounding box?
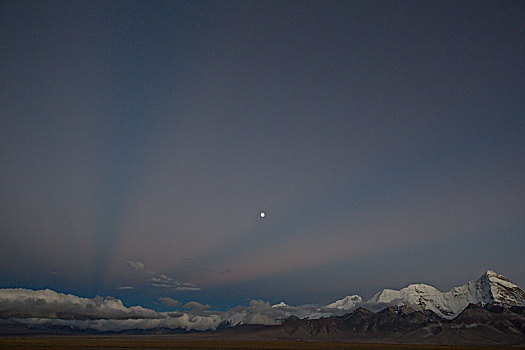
[149,273,201,291]
[125,260,202,291]
[116,286,134,290]
[224,300,287,326]
[15,313,224,332]
[183,301,211,311]
[175,286,201,292]
[150,274,180,288]
[0,288,396,333]
[150,274,178,286]
[0,289,159,320]
[126,260,145,271]
[158,297,179,308]
[0,288,223,332]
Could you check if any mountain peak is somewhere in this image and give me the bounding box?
[272,301,288,308]
[325,295,362,310]
[479,269,525,307]
[359,270,525,319]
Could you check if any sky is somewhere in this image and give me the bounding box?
[1,1,524,311]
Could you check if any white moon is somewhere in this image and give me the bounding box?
[260,212,266,218]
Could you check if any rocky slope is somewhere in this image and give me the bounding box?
[200,304,525,345]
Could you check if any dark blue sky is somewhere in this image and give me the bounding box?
[1,1,524,310]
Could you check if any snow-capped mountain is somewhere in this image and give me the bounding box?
[325,295,363,310]
[333,270,525,319]
[272,301,288,308]
[1,269,523,335]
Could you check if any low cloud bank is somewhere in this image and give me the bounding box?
[0,288,289,332]
[225,300,285,326]
[15,313,224,332]
[0,288,383,332]
[0,289,158,320]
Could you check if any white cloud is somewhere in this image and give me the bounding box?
[16,313,224,332]
[0,288,223,332]
[126,260,145,271]
[0,288,367,333]
[0,289,158,320]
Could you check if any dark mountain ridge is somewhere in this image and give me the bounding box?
[202,303,525,345]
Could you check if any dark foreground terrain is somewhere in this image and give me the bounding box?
[0,336,523,350]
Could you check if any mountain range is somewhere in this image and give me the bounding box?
[311,269,525,319]
[1,269,524,345]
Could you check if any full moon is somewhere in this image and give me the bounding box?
[260,212,266,218]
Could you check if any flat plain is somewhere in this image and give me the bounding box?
[0,336,523,350]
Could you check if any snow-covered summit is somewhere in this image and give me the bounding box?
[272,301,288,308]
[483,270,525,306]
[364,270,525,319]
[325,295,363,310]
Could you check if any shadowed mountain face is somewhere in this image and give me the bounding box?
[214,304,525,346]
[280,306,439,339]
